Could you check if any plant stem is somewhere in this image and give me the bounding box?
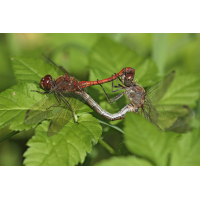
[99,138,116,155]
[0,131,19,143]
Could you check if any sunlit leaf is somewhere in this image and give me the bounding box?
[124,113,180,166]
[0,82,92,132]
[45,33,103,78]
[171,129,200,166]
[152,33,168,76]
[11,57,61,83]
[46,33,102,48]
[89,37,158,93]
[96,156,152,166]
[23,114,102,166]
[159,72,200,107]
[0,83,43,130]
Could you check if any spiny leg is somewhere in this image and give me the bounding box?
[97,75,125,104]
[46,91,63,110]
[111,73,125,92]
[59,92,78,124]
[113,73,124,88]
[33,81,40,86]
[31,90,49,94]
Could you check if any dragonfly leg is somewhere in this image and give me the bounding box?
[97,78,125,104]
[31,90,49,94]
[59,92,78,124]
[109,92,126,103]
[97,79,112,103]
[111,74,125,92]
[114,73,124,88]
[33,81,40,86]
[46,91,62,109]
[118,76,122,83]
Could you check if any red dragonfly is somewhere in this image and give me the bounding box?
[78,68,135,89]
[97,71,194,131]
[25,59,135,136]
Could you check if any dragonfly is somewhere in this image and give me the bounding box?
[25,58,135,136]
[96,70,194,131]
[78,67,135,89]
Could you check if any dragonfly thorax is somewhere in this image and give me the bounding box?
[126,83,145,110]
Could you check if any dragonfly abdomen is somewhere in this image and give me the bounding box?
[75,91,134,121]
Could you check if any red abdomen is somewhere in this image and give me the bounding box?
[78,67,135,89]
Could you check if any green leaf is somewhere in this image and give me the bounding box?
[45,33,103,78]
[2,56,93,132]
[135,58,159,87]
[89,37,158,92]
[11,57,61,83]
[46,33,102,48]
[96,156,152,166]
[0,82,43,130]
[0,82,92,132]
[152,33,168,76]
[171,129,200,166]
[124,113,180,166]
[23,114,102,166]
[159,72,200,107]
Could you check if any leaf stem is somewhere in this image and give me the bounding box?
[99,138,116,155]
[98,119,125,134]
[0,131,19,143]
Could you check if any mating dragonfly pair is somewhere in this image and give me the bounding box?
[25,58,192,136]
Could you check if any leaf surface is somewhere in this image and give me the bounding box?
[124,113,179,166]
[24,114,102,166]
[11,57,61,83]
[159,73,200,107]
[89,37,158,92]
[171,129,200,166]
[0,83,43,130]
[96,156,152,166]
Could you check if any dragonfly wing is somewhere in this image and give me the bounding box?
[141,96,160,129]
[146,71,176,103]
[143,102,194,132]
[143,71,194,132]
[47,93,85,136]
[25,93,59,125]
[159,105,194,132]
[47,103,72,137]
[43,55,71,75]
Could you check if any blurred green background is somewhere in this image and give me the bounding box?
[0,33,200,165]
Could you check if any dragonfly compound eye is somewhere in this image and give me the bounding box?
[40,75,53,90]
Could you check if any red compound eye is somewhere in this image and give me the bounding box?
[40,75,53,90]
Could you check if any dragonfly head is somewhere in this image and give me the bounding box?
[121,68,135,87]
[40,75,53,90]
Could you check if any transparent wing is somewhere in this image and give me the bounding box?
[47,92,86,136]
[146,71,176,103]
[25,93,59,125]
[156,105,194,132]
[139,96,160,129]
[43,55,71,75]
[138,71,193,132]
[141,97,194,132]
[47,101,72,137]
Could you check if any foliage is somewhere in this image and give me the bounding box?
[0,33,200,166]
